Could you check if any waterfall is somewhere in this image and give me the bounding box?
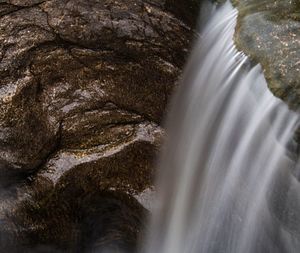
[143,1,300,253]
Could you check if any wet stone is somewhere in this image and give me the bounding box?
[0,0,194,251]
[233,0,300,110]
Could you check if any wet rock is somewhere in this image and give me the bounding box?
[0,0,191,179]
[39,122,163,192]
[164,0,226,28]
[232,1,300,249]
[165,0,202,27]
[0,5,58,183]
[0,72,60,184]
[0,0,194,251]
[3,186,147,253]
[233,0,300,110]
[134,187,155,211]
[3,0,46,7]
[3,121,160,251]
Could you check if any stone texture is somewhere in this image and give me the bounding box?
[165,0,202,27]
[0,0,194,251]
[233,0,300,110]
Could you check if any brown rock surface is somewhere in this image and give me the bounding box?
[0,0,194,251]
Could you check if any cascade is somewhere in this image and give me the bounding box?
[143,2,300,253]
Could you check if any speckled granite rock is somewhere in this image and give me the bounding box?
[233,0,300,110]
[0,0,194,251]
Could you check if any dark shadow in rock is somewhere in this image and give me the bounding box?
[8,188,146,253]
[78,191,146,253]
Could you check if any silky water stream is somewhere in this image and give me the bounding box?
[143,2,300,253]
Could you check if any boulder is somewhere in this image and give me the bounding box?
[0,0,194,251]
[233,0,300,110]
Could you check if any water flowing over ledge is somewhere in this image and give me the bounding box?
[143,2,300,253]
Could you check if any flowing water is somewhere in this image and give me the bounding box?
[143,1,300,253]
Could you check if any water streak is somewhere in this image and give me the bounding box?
[143,2,300,253]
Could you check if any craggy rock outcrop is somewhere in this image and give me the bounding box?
[0,0,194,251]
[233,0,300,110]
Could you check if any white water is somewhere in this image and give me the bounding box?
[143,2,300,253]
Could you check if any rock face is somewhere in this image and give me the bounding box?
[165,0,202,27]
[233,0,300,110]
[0,0,194,251]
